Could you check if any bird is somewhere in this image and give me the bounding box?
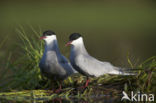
[39,30,76,91]
[66,33,135,88]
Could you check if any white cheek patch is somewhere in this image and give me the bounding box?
[45,35,57,43]
[72,37,83,45]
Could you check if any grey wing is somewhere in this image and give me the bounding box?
[76,55,120,77]
[82,55,136,76]
[59,55,77,75]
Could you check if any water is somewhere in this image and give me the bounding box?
[0,94,122,103]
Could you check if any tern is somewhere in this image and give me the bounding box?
[39,30,76,91]
[66,33,135,88]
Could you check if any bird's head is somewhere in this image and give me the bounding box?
[40,30,56,42]
[66,33,83,46]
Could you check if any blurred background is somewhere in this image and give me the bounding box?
[0,0,156,68]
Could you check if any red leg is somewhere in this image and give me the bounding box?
[84,79,90,87]
[59,84,62,90]
[79,78,90,89]
[53,98,62,103]
[55,82,62,93]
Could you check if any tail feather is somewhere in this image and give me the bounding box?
[109,67,138,75]
[118,71,137,75]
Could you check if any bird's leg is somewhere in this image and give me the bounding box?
[55,81,62,93]
[58,83,62,90]
[53,98,62,103]
[84,78,90,87]
[79,77,90,89]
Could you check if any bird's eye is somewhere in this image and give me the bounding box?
[47,33,51,36]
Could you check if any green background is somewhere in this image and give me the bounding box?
[0,0,156,67]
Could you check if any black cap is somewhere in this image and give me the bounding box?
[69,33,82,41]
[43,30,55,36]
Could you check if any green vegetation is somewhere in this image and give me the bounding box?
[0,28,155,102]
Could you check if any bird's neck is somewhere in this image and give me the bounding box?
[71,41,88,55]
[45,39,60,53]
